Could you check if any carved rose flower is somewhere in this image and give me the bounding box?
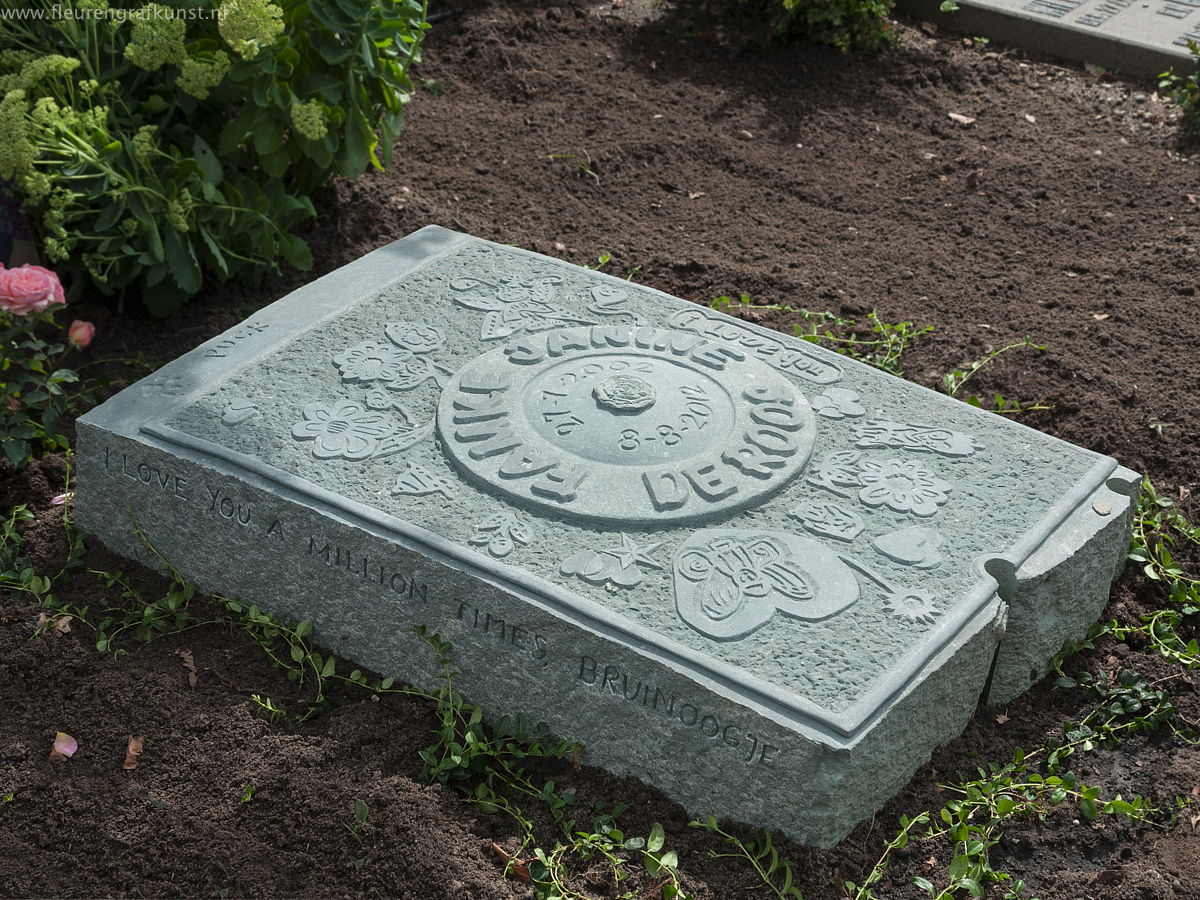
[333,340,413,384]
[857,458,951,517]
[291,401,390,460]
[593,375,656,412]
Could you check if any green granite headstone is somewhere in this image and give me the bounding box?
[75,226,1137,846]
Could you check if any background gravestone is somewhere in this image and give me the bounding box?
[900,0,1200,77]
[75,226,1137,846]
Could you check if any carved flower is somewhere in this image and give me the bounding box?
[333,339,413,384]
[593,375,656,412]
[882,589,939,625]
[386,353,437,390]
[857,458,951,517]
[385,321,444,354]
[291,401,390,460]
[811,388,865,419]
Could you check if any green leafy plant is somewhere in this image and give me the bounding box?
[529,815,690,900]
[942,337,1051,415]
[689,817,803,899]
[734,0,897,52]
[0,0,429,315]
[710,293,933,377]
[847,749,1152,899]
[346,798,369,839]
[1158,41,1200,137]
[250,693,286,724]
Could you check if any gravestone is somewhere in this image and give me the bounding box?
[900,0,1200,77]
[75,226,1137,847]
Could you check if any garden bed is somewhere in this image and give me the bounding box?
[2,1,1198,898]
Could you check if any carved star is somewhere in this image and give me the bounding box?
[603,535,664,571]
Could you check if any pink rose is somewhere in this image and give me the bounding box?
[68,319,96,349]
[0,263,66,315]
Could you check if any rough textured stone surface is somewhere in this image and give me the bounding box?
[74,226,1137,846]
[898,0,1199,78]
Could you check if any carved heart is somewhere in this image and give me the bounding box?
[872,527,945,569]
[221,399,259,426]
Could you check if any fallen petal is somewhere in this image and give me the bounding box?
[948,112,976,125]
[123,736,144,770]
[50,732,77,759]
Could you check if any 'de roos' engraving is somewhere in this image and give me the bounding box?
[560,534,664,589]
[673,530,859,641]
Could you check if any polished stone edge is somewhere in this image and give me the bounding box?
[72,422,1006,847]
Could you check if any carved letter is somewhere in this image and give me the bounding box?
[723,443,789,479]
[589,325,632,347]
[503,341,545,366]
[546,331,591,357]
[531,465,587,503]
[452,394,508,423]
[460,371,511,393]
[689,344,745,370]
[499,449,561,479]
[642,471,689,511]
[683,463,737,501]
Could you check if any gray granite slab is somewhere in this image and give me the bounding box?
[899,0,1200,77]
[74,226,1137,846]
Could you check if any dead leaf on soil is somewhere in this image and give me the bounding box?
[687,191,705,200]
[948,113,976,125]
[489,841,532,882]
[1093,313,1111,321]
[51,615,73,638]
[1187,194,1198,205]
[49,731,77,760]
[995,713,1010,725]
[922,856,938,872]
[176,648,198,688]
[571,745,583,771]
[123,736,144,770]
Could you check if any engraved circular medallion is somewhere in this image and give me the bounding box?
[437,326,817,525]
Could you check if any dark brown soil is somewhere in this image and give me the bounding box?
[3,2,1199,898]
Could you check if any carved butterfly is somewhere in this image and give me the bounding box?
[682,537,813,623]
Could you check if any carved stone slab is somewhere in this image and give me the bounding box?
[898,0,1199,77]
[75,226,1137,847]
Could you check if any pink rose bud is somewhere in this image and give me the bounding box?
[68,319,96,349]
[0,263,66,316]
